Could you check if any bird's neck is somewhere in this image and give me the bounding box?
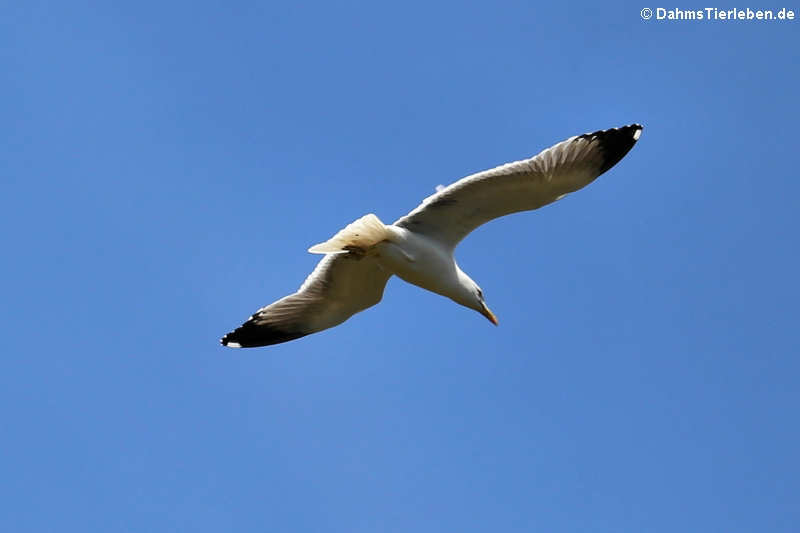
[450,268,478,309]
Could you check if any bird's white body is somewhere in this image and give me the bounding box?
[221,124,643,347]
[376,226,473,308]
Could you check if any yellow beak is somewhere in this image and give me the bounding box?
[480,302,499,326]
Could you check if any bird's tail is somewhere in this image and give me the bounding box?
[308,213,391,254]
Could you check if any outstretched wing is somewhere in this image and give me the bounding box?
[394,124,642,248]
[221,254,392,348]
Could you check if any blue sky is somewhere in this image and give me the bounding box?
[2,2,798,531]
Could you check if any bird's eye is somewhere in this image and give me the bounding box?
[477,289,483,299]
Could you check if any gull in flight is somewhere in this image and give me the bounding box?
[221,124,643,348]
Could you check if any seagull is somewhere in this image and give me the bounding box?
[221,124,643,348]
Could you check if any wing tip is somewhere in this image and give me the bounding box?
[220,317,309,348]
[219,331,242,348]
[579,123,643,175]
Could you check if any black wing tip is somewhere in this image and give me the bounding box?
[220,317,308,348]
[579,123,643,175]
[220,332,239,348]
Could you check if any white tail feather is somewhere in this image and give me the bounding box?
[308,213,390,254]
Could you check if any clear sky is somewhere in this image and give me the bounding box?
[2,2,799,532]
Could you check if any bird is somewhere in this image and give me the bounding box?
[221,124,643,348]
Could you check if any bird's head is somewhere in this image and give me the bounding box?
[472,284,499,326]
[453,272,498,326]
